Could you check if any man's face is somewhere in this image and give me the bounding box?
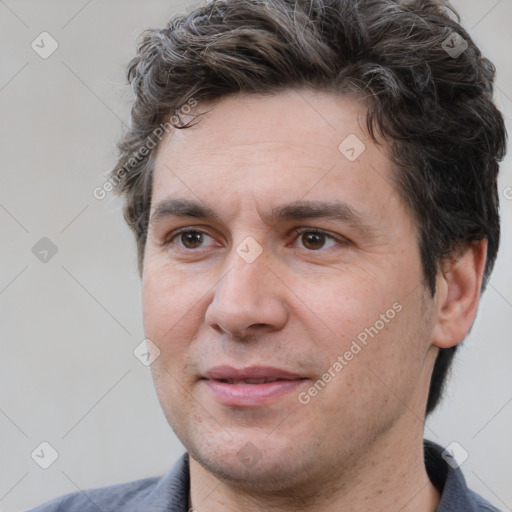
[142,89,439,490]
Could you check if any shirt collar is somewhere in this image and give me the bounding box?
[424,439,480,512]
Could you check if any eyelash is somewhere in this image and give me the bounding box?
[164,226,347,252]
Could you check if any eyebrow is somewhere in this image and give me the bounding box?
[150,198,222,225]
[149,197,373,234]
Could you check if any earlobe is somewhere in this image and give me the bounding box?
[432,239,488,349]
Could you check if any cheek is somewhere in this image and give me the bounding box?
[349,296,432,407]
[310,279,424,393]
[298,273,394,344]
[142,266,211,379]
[142,263,205,334]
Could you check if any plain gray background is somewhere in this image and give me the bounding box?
[1,1,511,510]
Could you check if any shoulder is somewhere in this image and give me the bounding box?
[24,475,160,512]
[469,489,503,512]
[24,453,190,512]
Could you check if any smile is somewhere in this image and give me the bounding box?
[201,366,308,406]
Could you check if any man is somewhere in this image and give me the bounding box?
[28,0,507,510]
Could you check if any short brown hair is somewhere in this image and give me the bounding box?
[110,0,507,415]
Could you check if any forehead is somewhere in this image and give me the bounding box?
[151,89,404,226]
[157,89,374,165]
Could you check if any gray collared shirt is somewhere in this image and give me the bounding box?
[25,440,502,511]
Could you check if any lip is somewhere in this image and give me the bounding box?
[203,365,305,381]
[201,365,308,407]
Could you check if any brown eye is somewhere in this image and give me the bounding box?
[293,228,340,251]
[301,231,327,250]
[164,228,218,253]
[180,231,205,249]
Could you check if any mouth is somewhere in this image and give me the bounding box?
[215,377,295,384]
[201,365,308,406]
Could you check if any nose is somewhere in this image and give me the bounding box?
[205,247,289,339]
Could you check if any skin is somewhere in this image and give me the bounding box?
[142,88,486,512]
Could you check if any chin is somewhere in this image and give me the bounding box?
[185,429,322,494]
[195,450,305,491]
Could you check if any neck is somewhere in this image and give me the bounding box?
[189,423,441,512]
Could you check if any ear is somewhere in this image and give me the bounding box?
[432,239,488,349]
